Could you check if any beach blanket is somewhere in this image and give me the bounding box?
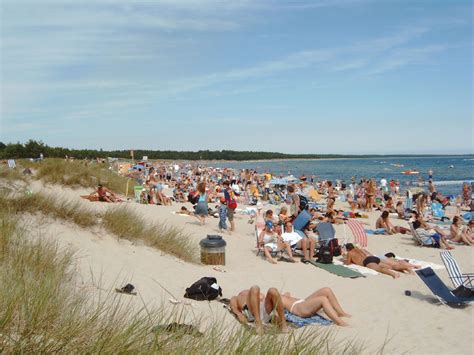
[333,260,378,276]
[308,260,364,278]
[395,257,444,270]
[365,228,387,235]
[81,195,99,202]
[284,310,332,327]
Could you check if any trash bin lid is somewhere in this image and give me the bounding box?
[200,235,226,248]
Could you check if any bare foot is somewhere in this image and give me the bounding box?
[268,258,277,264]
[255,325,264,335]
[341,312,352,318]
[337,320,349,327]
[392,273,400,279]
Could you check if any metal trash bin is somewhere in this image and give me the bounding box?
[200,235,226,265]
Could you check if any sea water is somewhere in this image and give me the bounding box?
[213,156,474,197]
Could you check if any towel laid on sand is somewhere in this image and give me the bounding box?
[395,257,444,270]
[308,260,364,278]
[365,228,387,235]
[333,260,379,276]
[284,310,332,327]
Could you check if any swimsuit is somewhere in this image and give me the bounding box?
[363,256,381,267]
[242,302,272,323]
[290,299,304,313]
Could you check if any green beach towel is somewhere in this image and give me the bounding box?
[308,260,364,278]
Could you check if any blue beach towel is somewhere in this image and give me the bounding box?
[365,228,386,235]
[284,310,332,327]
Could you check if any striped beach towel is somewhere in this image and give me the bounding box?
[346,219,368,247]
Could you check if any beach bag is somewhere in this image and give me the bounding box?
[452,285,474,298]
[317,246,333,264]
[298,194,309,211]
[184,277,222,301]
[227,190,238,209]
[327,238,341,257]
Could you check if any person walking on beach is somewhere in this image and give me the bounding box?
[194,181,208,225]
[223,180,237,233]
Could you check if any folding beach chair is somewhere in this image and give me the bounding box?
[255,227,282,258]
[134,186,145,203]
[440,251,473,289]
[7,159,16,169]
[415,267,473,306]
[409,223,423,246]
[345,219,368,247]
[315,222,336,247]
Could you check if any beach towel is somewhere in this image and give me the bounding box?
[333,260,379,276]
[346,219,368,247]
[284,310,332,327]
[365,228,387,235]
[308,260,364,278]
[395,257,444,270]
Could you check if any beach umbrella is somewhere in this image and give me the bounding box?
[270,178,288,185]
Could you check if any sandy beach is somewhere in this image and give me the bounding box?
[22,180,473,354]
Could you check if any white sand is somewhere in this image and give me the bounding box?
[26,181,474,354]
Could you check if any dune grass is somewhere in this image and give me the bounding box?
[18,158,133,196]
[0,189,97,228]
[0,206,366,354]
[103,206,198,263]
[0,187,198,263]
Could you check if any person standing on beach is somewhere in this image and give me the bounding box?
[223,180,237,233]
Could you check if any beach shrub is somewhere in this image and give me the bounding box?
[26,158,132,196]
[103,206,198,264]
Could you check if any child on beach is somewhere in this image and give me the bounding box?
[218,197,228,232]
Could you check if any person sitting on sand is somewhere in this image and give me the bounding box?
[281,288,351,326]
[89,184,118,202]
[344,243,400,278]
[449,217,473,245]
[229,286,289,335]
[258,221,298,264]
[376,211,410,235]
[281,221,316,262]
[412,212,453,249]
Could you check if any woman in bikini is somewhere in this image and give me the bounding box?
[281,288,350,326]
[449,216,473,245]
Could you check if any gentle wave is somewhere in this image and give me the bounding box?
[431,180,473,186]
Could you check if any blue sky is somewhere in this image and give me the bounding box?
[1,0,472,154]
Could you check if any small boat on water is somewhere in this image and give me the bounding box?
[449,165,454,168]
[402,170,419,175]
[391,163,404,168]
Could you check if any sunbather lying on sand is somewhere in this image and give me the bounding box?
[344,243,401,278]
[229,286,289,335]
[281,288,350,326]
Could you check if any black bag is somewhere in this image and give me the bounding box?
[184,277,222,301]
[298,194,309,211]
[317,246,333,264]
[328,238,342,257]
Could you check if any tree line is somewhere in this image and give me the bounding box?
[0,140,461,161]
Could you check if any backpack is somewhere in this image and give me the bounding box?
[317,246,333,264]
[298,194,309,211]
[184,277,222,301]
[328,238,342,257]
[227,190,238,209]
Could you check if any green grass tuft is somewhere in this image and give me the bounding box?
[103,206,198,263]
